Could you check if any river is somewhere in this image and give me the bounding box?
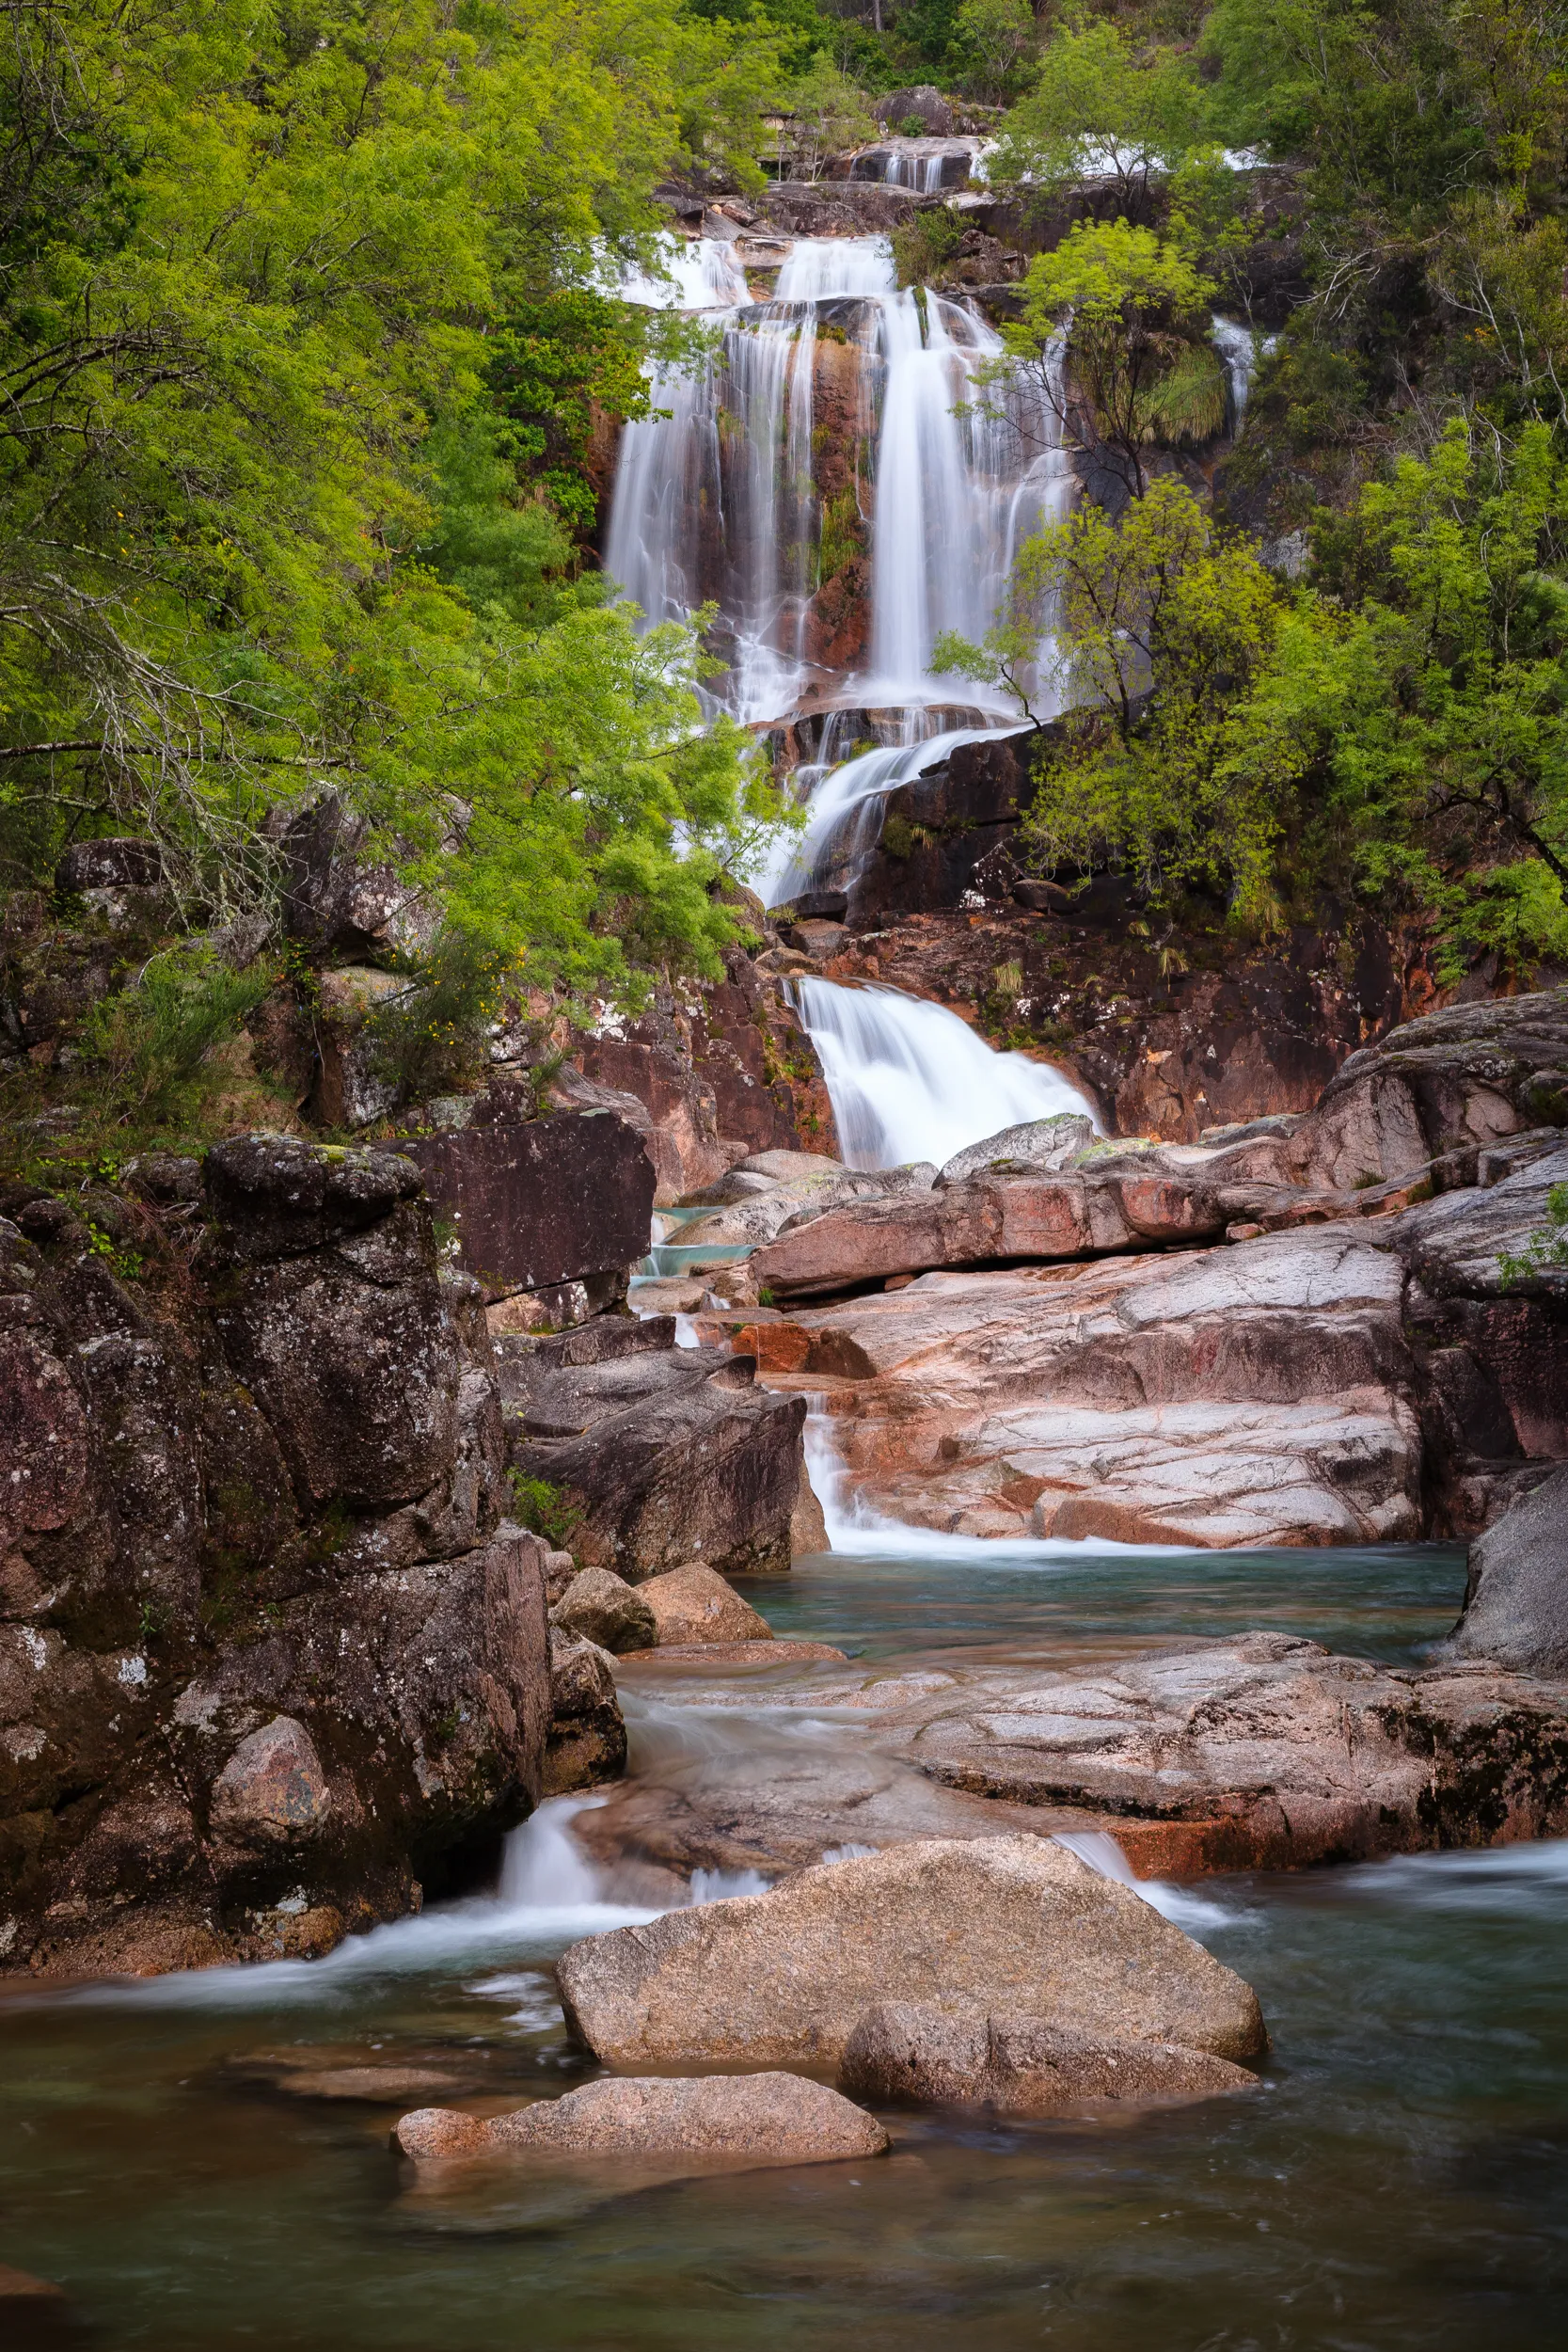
[5,1534,1567,2350]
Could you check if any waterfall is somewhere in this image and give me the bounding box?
[615,235,751,310]
[1211,314,1278,430]
[755,719,1028,908]
[867,291,1062,697]
[603,234,1069,724]
[788,976,1099,1168]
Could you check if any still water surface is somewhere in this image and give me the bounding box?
[4,1541,1567,2351]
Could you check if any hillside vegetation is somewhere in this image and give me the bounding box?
[2,0,1567,1167]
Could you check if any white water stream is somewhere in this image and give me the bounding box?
[787,973,1099,1168]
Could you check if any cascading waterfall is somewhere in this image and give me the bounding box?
[1211,313,1277,430]
[788,974,1099,1169]
[602,233,1069,739]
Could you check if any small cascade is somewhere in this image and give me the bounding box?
[1211,314,1277,431]
[788,975,1099,1168]
[755,718,1027,908]
[615,234,751,310]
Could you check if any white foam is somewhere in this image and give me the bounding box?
[1053,1830,1244,1935]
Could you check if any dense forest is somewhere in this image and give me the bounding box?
[2,0,1566,1164]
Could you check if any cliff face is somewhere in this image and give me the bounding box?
[0,1139,551,1976]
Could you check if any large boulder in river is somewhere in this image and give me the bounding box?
[396,2072,887,2168]
[1446,1463,1568,1674]
[550,1565,656,1655]
[839,2002,1258,2113]
[555,1836,1267,2068]
[638,1564,773,1645]
[543,1628,626,1794]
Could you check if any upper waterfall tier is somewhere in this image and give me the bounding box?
[601,235,1070,728]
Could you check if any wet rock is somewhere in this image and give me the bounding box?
[757,1227,1423,1546]
[1446,1463,1568,1674]
[874,1634,1568,1872]
[395,2072,888,2166]
[620,1639,847,1668]
[550,1566,656,1656]
[839,2002,1259,2112]
[574,946,836,1202]
[502,1330,810,1581]
[544,1629,626,1794]
[936,1115,1099,1187]
[637,1564,773,1646]
[1291,988,1568,1188]
[208,1715,332,1844]
[555,1836,1267,2069]
[394,1106,655,1304]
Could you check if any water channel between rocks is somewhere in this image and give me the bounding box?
[5,1536,1568,2350]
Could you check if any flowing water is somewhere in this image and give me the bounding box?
[7,1534,1568,2349]
[786,974,1098,1168]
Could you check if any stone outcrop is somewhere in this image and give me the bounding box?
[575,945,837,1201]
[0,1137,552,1974]
[395,2072,888,2168]
[637,1564,773,1645]
[499,1314,811,1580]
[741,1226,1426,1547]
[859,1635,1568,1874]
[839,2003,1259,2113]
[395,1094,655,1311]
[543,1629,626,1794]
[1445,1464,1568,1676]
[1291,989,1568,1188]
[555,1836,1267,2068]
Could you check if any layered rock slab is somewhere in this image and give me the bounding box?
[555,1836,1267,2068]
[869,1633,1568,1872]
[747,1226,1422,1546]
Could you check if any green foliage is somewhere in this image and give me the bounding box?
[365,930,508,1104]
[1011,483,1291,920]
[891,206,967,291]
[507,1472,580,1550]
[784,56,878,178]
[948,0,1038,104]
[817,488,865,582]
[0,0,792,1005]
[991,20,1217,222]
[989,217,1219,501]
[75,942,274,1139]
[1499,1183,1568,1288]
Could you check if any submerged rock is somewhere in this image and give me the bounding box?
[1446,1464,1568,1675]
[638,1564,773,1646]
[839,2002,1259,2112]
[554,1836,1266,2069]
[395,2072,888,2167]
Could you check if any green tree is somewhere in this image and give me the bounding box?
[0,0,790,998]
[939,482,1291,918]
[991,20,1217,224]
[949,0,1037,105]
[986,217,1219,501]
